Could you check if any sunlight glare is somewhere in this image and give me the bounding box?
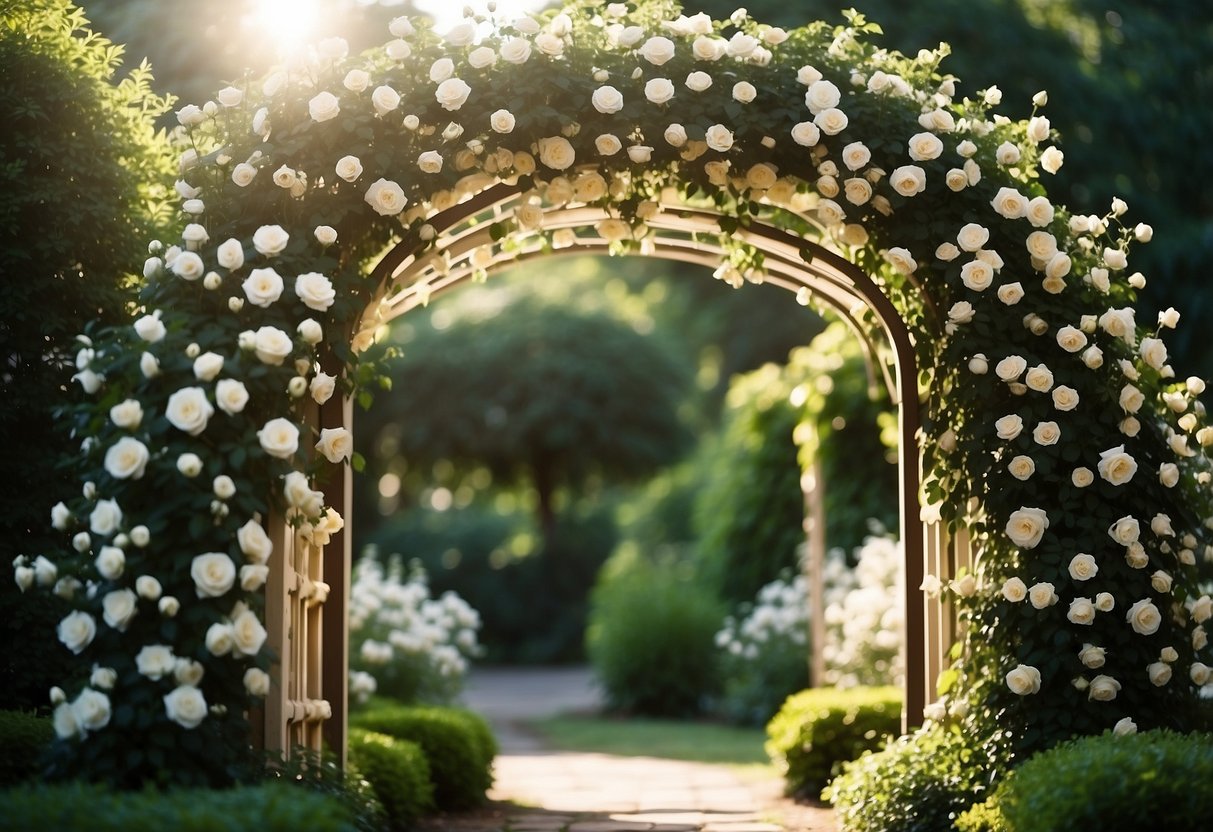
[249,0,323,53]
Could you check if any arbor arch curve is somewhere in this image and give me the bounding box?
[33,0,1212,789]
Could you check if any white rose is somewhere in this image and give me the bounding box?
[311,372,337,405]
[244,668,271,697]
[72,688,112,732]
[489,108,516,134]
[662,123,688,148]
[1028,581,1058,609]
[995,283,1023,306]
[1191,663,1213,686]
[1023,364,1053,392]
[1066,553,1099,582]
[135,575,161,601]
[371,85,400,116]
[1150,570,1173,594]
[308,91,340,122]
[314,226,337,247]
[1033,421,1061,446]
[164,685,207,729]
[1007,507,1049,549]
[692,35,726,61]
[171,251,205,281]
[499,37,532,64]
[315,427,353,464]
[727,31,758,57]
[58,611,96,654]
[1096,445,1137,486]
[594,133,623,156]
[1087,675,1121,701]
[1026,196,1055,228]
[805,79,841,113]
[1151,513,1175,537]
[994,355,1027,381]
[341,69,370,92]
[51,501,72,531]
[102,588,137,631]
[1005,664,1041,696]
[1008,455,1035,481]
[1001,577,1027,602]
[134,312,166,343]
[136,645,176,680]
[1079,644,1106,669]
[95,546,125,580]
[537,136,576,170]
[1100,593,1118,612]
[257,417,300,459]
[956,223,989,253]
[165,386,214,436]
[991,187,1028,219]
[429,57,454,84]
[468,46,497,69]
[907,132,944,161]
[890,165,926,196]
[843,178,873,206]
[103,436,150,480]
[191,552,236,598]
[241,563,269,591]
[53,702,78,739]
[814,108,849,136]
[212,475,235,500]
[638,36,675,65]
[746,163,778,191]
[1125,599,1161,635]
[733,81,757,103]
[89,498,123,536]
[209,378,249,417]
[435,78,471,111]
[705,124,734,152]
[232,608,268,657]
[251,325,291,366]
[1139,337,1168,371]
[335,155,363,183]
[786,121,820,148]
[293,272,335,312]
[364,178,407,216]
[995,414,1024,441]
[252,225,289,257]
[592,85,624,114]
[238,518,273,565]
[960,260,994,291]
[1068,597,1096,625]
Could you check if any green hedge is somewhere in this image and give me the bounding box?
[587,560,725,717]
[0,711,52,785]
[765,686,902,797]
[956,729,1213,832]
[0,782,357,832]
[348,730,433,829]
[352,704,494,810]
[824,724,992,832]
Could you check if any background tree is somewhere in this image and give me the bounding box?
[0,0,175,710]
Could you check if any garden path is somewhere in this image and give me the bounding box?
[420,667,836,832]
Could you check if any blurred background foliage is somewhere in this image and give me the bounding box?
[12,0,1208,712]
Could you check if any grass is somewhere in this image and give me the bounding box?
[525,713,774,775]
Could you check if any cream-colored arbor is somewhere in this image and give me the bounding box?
[264,182,965,758]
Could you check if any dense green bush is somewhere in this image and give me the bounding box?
[0,0,174,714]
[587,560,726,717]
[351,704,493,810]
[261,747,385,832]
[825,724,993,832]
[765,686,902,797]
[956,729,1213,832]
[0,782,358,832]
[0,711,52,785]
[348,730,433,829]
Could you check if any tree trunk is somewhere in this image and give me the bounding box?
[531,459,558,549]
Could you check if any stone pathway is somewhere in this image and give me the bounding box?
[419,668,836,832]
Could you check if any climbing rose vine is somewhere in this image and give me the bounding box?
[15,0,1212,786]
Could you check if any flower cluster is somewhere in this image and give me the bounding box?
[16,0,1213,783]
[821,532,905,689]
[348,553,481,706]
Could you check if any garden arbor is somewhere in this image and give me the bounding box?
[30,0,1213,791]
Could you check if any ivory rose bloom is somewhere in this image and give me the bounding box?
[1079,644,1105,669]
[1068,554,1099,581]
[490,109,516,133]
[1125,599,1161,635]
[592,85,624,114]
[1029,582,1057,609]
[957,223,990,252]
[257,418,300,459]
[238,518,273,564]
[191,552,237,598]
[295,273,335,311]
[890,165,926,196]
[1033,421,1061,446]
[1051,386,1079,411]
[252,225,289,256]
[253,326,292,365]
[164,685,207,729]
[1148,662,1172,686]
[1002,577,1027,602]
[166,387,214,436]
[232,608,268,657]
[71,688,112,732]
[308,91,340,122]
[365,178,407,216]
[136,645,176,680]
[639,36,676,65]
[335,155,363,182]
[1097,446,1138,485]
[206,622,235,656]
[1006,664,1041,695]
[1087,675,1121,701]
[1067,597,1096,625]
[705,124,734,152]
[244,668,271,697]
[102,588,137,630]
[1008,455,1035,480]
[215,379,249,415]
[537,136,576,170]
[1007,507,1049,549]
[242,267,284,308]
[58,611,96,654]
[316,427,353,464]
[995,414,1024,441]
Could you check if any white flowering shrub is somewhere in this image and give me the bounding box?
[19,0,1213,787]
[822,532,905,689]
[716,530,904,721]
[348,553,481,706]
[716,574,810,723]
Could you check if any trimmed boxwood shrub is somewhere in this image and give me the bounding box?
[765,686,902,797]
[352,705,493,810]
[348,729,433,829]
[824,724,992,832]
[956,729,1213,832]
[0,711,52,785]
[0,782,357,832]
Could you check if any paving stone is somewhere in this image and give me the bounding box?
[700,823,784,832]
[567,822,655,832]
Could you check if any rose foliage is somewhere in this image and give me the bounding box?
[18,0,1213,787]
